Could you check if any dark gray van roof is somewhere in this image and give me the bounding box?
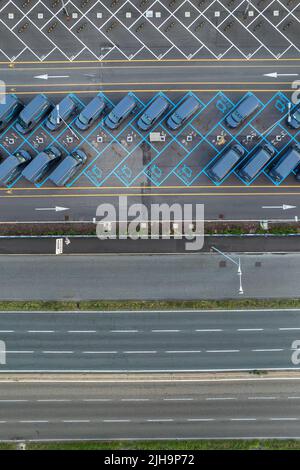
[171,95,200,124]
[19,94,50,122]
[269,145,300,181]
[239,144,275,181]
[80,96,105,121]
[207,146,244,182]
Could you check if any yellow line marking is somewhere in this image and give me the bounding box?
[3,89,293,95]
[1,58,300,65]
[3,82,292,88]
[2,192,300,199]
[1,184,300,192]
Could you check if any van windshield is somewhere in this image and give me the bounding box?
[18,117,28,128]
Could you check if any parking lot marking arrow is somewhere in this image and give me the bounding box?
[263,72,299,78]
[262,205,297,210]
[34,74,70,80]
[35,206,69,212]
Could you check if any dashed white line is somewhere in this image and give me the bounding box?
[230,418,257,421]
[187,418,215,422]
[237,329,264,332]
[68,330,96,334]
[206,397,237,401]
[42,351,74,354]
[195,329,223,332]
[123,351,157,354]
[147,419,174,422]
[103,419,131,423]
[82,351,118,354]
[248,397,278,400]
[28,330,54,333]
[165,350,201,354]
[152,330,181,333]
[163,398,194,401]
[110,330,139,333]
[206,350,240,353]
[252,349,283,352]
[63,420,91,423]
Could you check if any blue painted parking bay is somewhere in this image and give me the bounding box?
[0,91,299,189]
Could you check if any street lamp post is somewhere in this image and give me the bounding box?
[211,246,244,295]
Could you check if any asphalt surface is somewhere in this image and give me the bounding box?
[0,310,299,372]
[0,253,299,300]
[1,59,299,95]
[0,378,300,440]
[0,235,300,254]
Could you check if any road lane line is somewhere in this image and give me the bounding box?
[206,397,237,401]
[123,351,157,354]
[252,349,284,352]
[42,351,74,354]
[37,399,71,402]
[62,420,91,423]
[269,418,299,421]
[187,418,215,422]
[163,398,194,401]
[230,418,257,421]
[0,330,14,333]
[248,397,278,400]
[206,350,240,353]
[237,329,264,332]
[165,350,202,353]
[103,419,131,423]
[6,350,34,354]
[19,420,49,424]
[68,330,97,333]
[28,330,55,333]
[121,399,150,402]
[279,328,300,331]
[110,330,139,333]
[195,329,223,332]
[152,330,181,333]
[82,351,118,354]
[147,419,174,422]
[83,399,112,402]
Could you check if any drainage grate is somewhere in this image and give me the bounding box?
[219,261,226,268]
[255,261,262,267]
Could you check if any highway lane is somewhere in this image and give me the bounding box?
[0,59,299,94]
[0,310,299,372]
[0,253,299,301]
[0,377,300,440]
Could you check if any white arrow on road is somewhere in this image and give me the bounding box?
[35,206,69,212]
[34,74,70,80]
[262,205,297,210]
[263,72,299,78]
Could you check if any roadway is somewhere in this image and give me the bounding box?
[1,59,299,95]
[0,310,299,372]
[0,253,299,300]
[1,188,300,222]
[0,377,300,440]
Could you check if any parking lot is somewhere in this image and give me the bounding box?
[0,0,299,62]
[0,89,299,189]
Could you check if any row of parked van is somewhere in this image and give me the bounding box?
[1,92,300,136]
[207,142,300,183]
[0,146,87,186]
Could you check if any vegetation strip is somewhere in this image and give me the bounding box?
[0,299,300,311]
[1,439,300,450]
